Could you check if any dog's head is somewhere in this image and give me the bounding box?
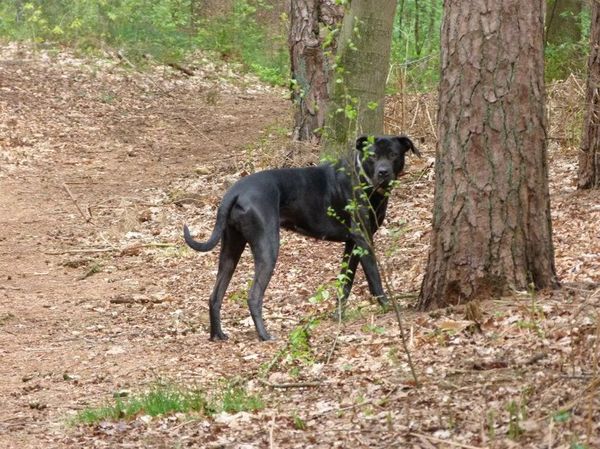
[355,135,420,188]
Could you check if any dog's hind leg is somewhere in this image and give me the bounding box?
[208,227,246,341]
[247,230,279,341]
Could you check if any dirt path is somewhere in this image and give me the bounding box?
[0,45,292,447]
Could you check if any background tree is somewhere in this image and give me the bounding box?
[323,0,397,155]
[545,0,587,79]
[579,0,600,189]
[418,0,559,310]
[546,0,582,45]
[289,0,343,143]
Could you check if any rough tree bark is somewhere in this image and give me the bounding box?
[323,0,397,155]
[418,0,559,310]
[289,0,343,143]
[578,0,600,189]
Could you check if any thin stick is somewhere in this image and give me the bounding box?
[410,99,422,128]
[167,62,195,76]
[547,416,553,449]
[44,242,177,256]
[423,100,437,140]
[388,289,420,387]
[261,346,287,376]
[44,248,116,255]
[325,328,341,365]
[258,379,323,389]
[310,386,398,419]
[62,183,92,223]
[269,415,276,449]
[409,432,487,449]
[170,418,198,432]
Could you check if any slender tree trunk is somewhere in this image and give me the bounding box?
[418,0,559,310]
[579,0,600,189]
[323,0,397,155]
[289,0,343,144]
[397,0,406,41]
[546,0,582,45]
[414,0,422,56]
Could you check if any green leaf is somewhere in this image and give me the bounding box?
[553,409,571,423]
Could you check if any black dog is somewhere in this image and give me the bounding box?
[184,135,419,341]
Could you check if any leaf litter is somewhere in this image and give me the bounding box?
[0,44,598,448]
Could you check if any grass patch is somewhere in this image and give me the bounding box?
[73,384,209,425]
[220,381,264,414]
[72,379,264,426]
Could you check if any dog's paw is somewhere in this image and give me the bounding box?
[376,295,389,308]
[210,333,229,342]
[259,333,275,342]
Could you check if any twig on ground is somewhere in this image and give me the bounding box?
[77,263,101,281]
[116,50,136,69]
[62,183,92,224]
[261,346,287,376]
[538,376,600,423]
[44,248,116,255]
[521,352,548,366]
[167,62,195,76]
[410,432,487,449]
[310,386,399,418]
[268,415,276,449]
[44,242,178,256]
[170,418,199,432]
[175,114,228,153]
[325,325,342,365]
[258,379,323,389]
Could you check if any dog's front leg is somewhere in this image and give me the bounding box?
[352,234,389,308]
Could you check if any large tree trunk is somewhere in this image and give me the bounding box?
[418,0,559,310]
[289,0,343,143]
[323,0,397,155]
[578,0,600,189]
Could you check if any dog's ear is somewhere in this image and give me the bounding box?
[395,136,421,157]
[355,135,370,152]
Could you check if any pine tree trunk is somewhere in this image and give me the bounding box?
[323,0,397,155]
[289,0,343,144]
[578,0,600,189]
[418,0,559,310]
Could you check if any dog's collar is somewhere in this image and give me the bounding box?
[355,154,388,195]
[355,153,374,186]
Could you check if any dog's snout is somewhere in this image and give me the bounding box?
[377,168,389,178]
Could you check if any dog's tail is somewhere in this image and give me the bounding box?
[183,193,237,252]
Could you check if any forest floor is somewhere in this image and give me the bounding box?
[0,44,598,449]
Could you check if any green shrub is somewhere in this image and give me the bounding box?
[0,0,288,85]
[194,0,288,85]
